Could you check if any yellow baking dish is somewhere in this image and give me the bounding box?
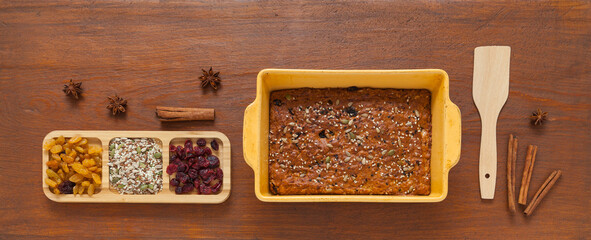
[243,69,461,202]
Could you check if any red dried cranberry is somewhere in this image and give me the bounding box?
[206,155,219,168]
[211,181,222,193]
[193,179,201,188]
[169,144,176,152]
[181,183,194,193]
[188,168,199,180]
[194,146,205,156]
[166,164,178,175]
[191,162,200,170]
[199,183,212,194]
[176,172,190,183]
[197,156,209,169]
[175,146,183,155]
[196,138,206,147]
[184,139,193,149]
[170,154,178,161]
[199,168,214,179]
[175,186,183,194]
[170,178,180,187]
[203,147,212,156]
[188,157,197,166]
[177,163,188,173]
[184,147,193,158]
[173,159,182,166]
[215,168,224,180]
[210,140,219,151]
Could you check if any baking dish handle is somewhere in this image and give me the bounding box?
[445,102,462,171]
[243,103,259,172]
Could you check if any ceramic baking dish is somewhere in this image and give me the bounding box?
[243,69,461,202]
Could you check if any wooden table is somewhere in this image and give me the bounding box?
[1,0,589,239]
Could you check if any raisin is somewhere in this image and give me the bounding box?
[272,99,283,106]
[319,130,327,138]
[344,106,358,117]
[347,86,359,92]
[57,180,75,194]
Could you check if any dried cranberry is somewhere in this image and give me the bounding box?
[184,139,193,149]
[177,163,188,173]
[169,144,176,152]
[176,172,190,183]
[181,183,194,193]
[170,154,177,161]
[175,186,183,194]
[197,156,209,169]
[203,175,214,185]
[207,155,220,168]
[193,179,201,188]
[203,147,212,156]
[210,140,219,151]
[215,168,224,180]
[166,164,178,175]
[199,168,214,180]
[199,183,213,194]
[211,181,222,193]
[57,180,75,194]
[188,168,199,180]
[184,147,193,158]
[196,138,206,147]
[175,146,183,155]
[194,146,205,156]
[170,178,180,187]
[188,157,197,166]
[172,159,182,166]
[191,162,200,170]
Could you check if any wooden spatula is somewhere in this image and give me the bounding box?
[473,46,511,199]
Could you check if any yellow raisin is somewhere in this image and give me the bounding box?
[83,172,93,179]
[61,154,74,163]
[69,173,84,183]
[94,168,102,173]
[43,139,56,150]
[46,169,60,179]
[72,184,79,195]
[91,173,101,184]
[57,169,66,181]
[75,146,85,153]
[45,178,58,188]
[82,159,91,167]
[63,143,72,150]
[68,150,77,158]
[53,188,60,194]
[55,177,62,184]
[88,184,95,196]
[78,185,86,194]
[87,166,97,172]
[71,162,89,175]
[46,160,59,170]
[51,153,61,161]
[50,145,63,154]
[60,162,69,173]
[65,148,71,154]
[81,181,91,187]
[56,136,65,145]
[68,136,82,144]
[88,146,102,155]
[78,138,88,145]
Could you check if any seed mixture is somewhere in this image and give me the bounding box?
[108,138,163,194]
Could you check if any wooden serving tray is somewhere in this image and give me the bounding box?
[42,130,231,204]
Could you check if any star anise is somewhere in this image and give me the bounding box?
[530,108,548,126]
[63,79,82,99]
[106,94,127,115]
[199,67,221,90]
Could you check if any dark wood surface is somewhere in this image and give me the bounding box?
[1,0,589,239]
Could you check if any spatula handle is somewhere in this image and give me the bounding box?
[479,117,498,199]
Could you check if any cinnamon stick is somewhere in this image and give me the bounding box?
[524,170,561,216]
[518,145,538,205]
[155,106,215,121]
[507,134,517,212]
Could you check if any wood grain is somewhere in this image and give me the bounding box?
[0,0,589,239]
